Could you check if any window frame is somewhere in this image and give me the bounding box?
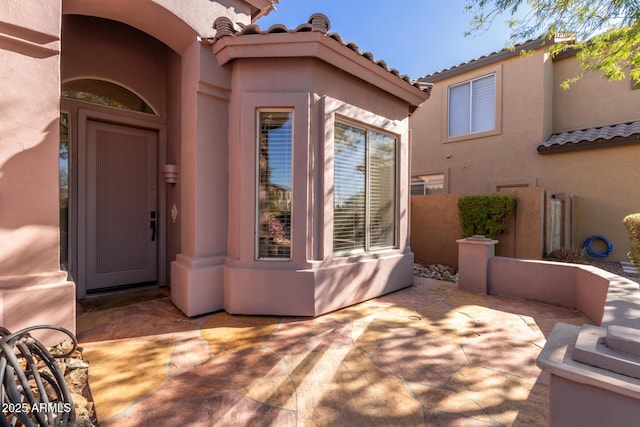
[444,67,502,143]
[61,78,157,115]
[255,108,294,261]
[411,170,448,195]
[333,118,398,256]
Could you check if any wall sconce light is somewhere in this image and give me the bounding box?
[163,164,178,184]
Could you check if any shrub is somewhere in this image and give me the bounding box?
[623,213,640,266]
[457,195,517,239]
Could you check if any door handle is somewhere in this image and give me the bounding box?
[150,211,157,242]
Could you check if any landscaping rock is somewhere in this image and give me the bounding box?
[413,263,458,283]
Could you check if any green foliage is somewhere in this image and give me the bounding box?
[623,213,640,266]
[457,195,517,239]
[465,0,640,87]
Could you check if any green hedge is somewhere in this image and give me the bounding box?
[624,213,640,266]
[457,195,517,239]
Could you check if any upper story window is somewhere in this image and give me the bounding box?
[62,79,156,115]
[333,121,396,254]
[448,74,496,137]
[256,110,293,260]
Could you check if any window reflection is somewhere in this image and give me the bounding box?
[257,111,293,259]
[60,113,70,270]
[62,79,155,114]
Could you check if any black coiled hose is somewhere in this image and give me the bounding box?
[0,325,77,427]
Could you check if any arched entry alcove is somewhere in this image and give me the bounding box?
[60,11,186,297]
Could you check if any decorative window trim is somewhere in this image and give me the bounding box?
[443,65,502,143]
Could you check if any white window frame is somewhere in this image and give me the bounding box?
[444,67,502,143]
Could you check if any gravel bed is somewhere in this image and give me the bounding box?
[414,259,638,284]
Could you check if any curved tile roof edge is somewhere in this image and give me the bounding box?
[538,120,640,153]
[212,14,432,95]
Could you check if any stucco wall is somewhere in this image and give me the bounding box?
[537,145,640,261]
[412,49,548,195]
[0,2,62,279]
[0,0,76,343]
[411,187,544,267]
[553,55,640,132]
[62,15,170,117]
[411,46,640,261]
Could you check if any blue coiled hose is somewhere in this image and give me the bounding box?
[582,235,613,260]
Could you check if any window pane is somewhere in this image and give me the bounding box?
[62,79,155,114]
[418,173,445,194]
[448,83,470,137]
[333,123,366,253]
[60,113,70,270]
[471,75,496,133]
[369,131,395,249]
[257,111,292,259]
[411,182,426,195]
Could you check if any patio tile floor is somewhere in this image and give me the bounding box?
[77,277,592,426]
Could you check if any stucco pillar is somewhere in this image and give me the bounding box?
[538,323,640,427]
[171,41,230,316]
[0,1,76,344]
[456,235,498,294]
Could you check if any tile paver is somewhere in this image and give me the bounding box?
[78,276,592,426]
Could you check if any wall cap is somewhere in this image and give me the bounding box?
[456,235,499,245]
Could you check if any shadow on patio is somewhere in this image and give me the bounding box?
[77,277,592,426]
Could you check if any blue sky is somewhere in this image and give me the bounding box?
[256,0,524,79]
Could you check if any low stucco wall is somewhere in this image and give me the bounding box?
[487,256,639,326]
[488,257,577,309]
[411,187,544,267]
[223,252,414,316]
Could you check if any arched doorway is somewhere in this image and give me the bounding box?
[60,14,182,296]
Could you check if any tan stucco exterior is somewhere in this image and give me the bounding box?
[1,1,428,342]
[411,42,640,261]
[411,187,544,267]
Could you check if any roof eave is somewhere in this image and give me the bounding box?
[538,134,640,154]
[243,0,279,22]
[213,32,431,108]
[421,37,553,83]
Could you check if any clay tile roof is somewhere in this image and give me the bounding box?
[265,24,288,33]
[212,13,432,95]
[538,120,640,154]
[419,37,555,83]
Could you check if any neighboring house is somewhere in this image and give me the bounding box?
[1,1,430,342]
[411,37,640,261]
